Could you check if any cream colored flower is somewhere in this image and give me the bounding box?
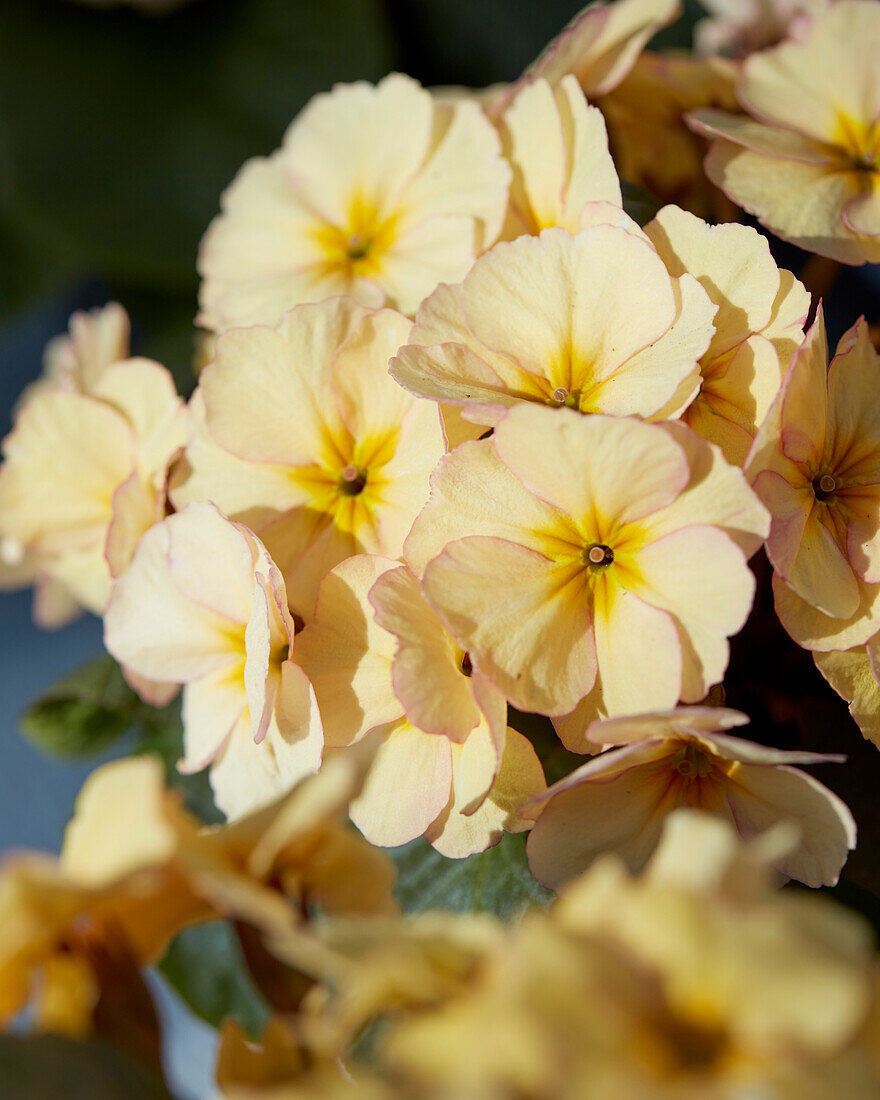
[644,204,809,465]
[0,352,186,625]
[197,73,510,332]
[690,1,880,264]
[295,554,545,856]
[171,298,445,615]
[389,225,717,430]
[406,405,768,740]
[553,811,876,1085]
[815,643,880,748]
[104,502,323,819]
[746,308,880,651]
[523,706,855,889]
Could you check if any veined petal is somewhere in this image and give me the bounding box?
[180,666,246,774]
[689,109,842,165]
[493,406,690,528]
[592,582,682,716]
[201,298,366,467]
[104,506,250,683]
[404,439,578,577]
[295,555,402,747]
[525,742,678,888]
[723,764,855,887]
[815,646,880,748]
[350,721,453,847]
[773,572,880,651]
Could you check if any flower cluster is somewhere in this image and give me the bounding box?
[3,0,880,1090]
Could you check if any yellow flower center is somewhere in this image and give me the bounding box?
[313,197,398,280]
[834,113,880,174]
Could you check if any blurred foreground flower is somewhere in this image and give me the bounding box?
[217,813,880,1099]
[524,706,855,889]
[690,1,880,263]
[406,406,768,735]
[747,308,880,652]
[104,503,323,819]
[0,747,394,1047]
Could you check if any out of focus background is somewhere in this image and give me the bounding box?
[1,1,878,1096]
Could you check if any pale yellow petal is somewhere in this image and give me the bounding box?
[295,555,401,746]
[350,721,453,847]
[369,565,479,743]
[493,405,689,526]
[426,727,545,859]
[815,646,880,748]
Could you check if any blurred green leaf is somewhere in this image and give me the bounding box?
[20,655,141,757]
[390,832,552,918]
[21,653,222,823]
[0,1034,172,1100]
[159,921,271,1038]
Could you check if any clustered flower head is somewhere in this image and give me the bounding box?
[4,0,880,1091]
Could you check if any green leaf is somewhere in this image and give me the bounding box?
[158,921,271,1038]
[0,1034,172,1100]
[20,655,142,757]
[390,832,552,919]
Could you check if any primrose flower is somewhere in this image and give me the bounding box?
[497,75,622,239]
[815,643,880,748]
[689,1,880,264]
[171,297,445,615]
[644,204,809,465]
[597,51,739,219]
[747,309,880,651]
[695,0,834,58]
[197,73,510,332]
[405,406,769,740]
[0,352,186,626]
[390,225,717,430]
[295,555,545,856]
[523,706,855,890]
[104,503,323,819]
